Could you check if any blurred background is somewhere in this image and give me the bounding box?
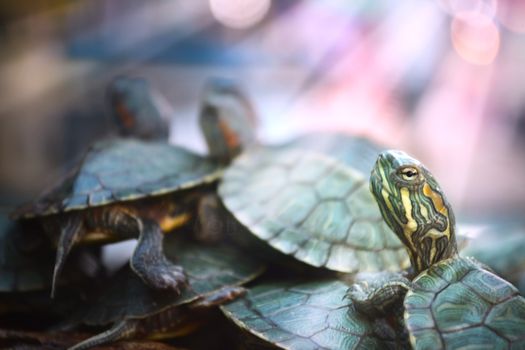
[1,0,525,223]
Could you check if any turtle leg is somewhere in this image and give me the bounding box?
[85,208,186,292]
[346,273,411,318]
[51,212,86,298]
[130,218,186,292]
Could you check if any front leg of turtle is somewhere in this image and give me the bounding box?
[130,218,186,292]
[346,272,412,317]
[346,272,412,345]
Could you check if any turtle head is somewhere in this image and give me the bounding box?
[370,150,457,274]
[108,76,170,141]
[199,78,257,164]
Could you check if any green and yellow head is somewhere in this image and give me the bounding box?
[370,150,457,274]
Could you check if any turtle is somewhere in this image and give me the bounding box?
[346,149,525,349]
[220,278,407,349]
[11,78,256,297]
[462,221,525,295]
[217,146,409,275]
[67,234,264,350]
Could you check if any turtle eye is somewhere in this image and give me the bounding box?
[400,167,418,181]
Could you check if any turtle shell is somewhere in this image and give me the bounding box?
[78,234,264,325]
[277,132,384,174]
[404,257,525,349]
[0,214,54,292]
[13,139,222,219]
[219,147,408,273]
[221,279,405,349]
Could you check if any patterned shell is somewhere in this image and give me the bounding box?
[221,279,404,349]
[277,132,384,175]
[77,234,264,325]
[0,214,54,292]
[13,139,222,218]
[404,257,525,349]
[219,147,408,273]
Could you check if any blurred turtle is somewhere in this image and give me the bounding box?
[11,140,221,297]
[67,234,264,350]
[346,150,525,349]
[11,78,256,297]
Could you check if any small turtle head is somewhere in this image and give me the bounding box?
[370,150,457,274]
[108,76,170,140]
[199,78,257,164]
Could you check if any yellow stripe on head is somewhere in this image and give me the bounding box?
[400,187,418,252]
[423,183,446,215]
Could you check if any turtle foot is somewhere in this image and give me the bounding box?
[140,261,187,293]
[130,218,187,293]
[346,272,411,318]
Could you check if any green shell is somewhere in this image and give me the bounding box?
[463,223,525,295]
[219,147,408,273]
[0,214,54,292]
[221,279,403,349]
[404,257,525,349]
[13,139,222,218]
[78,234,264,325]
[277,132,384,174]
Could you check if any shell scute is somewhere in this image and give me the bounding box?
[405,257,525,349]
